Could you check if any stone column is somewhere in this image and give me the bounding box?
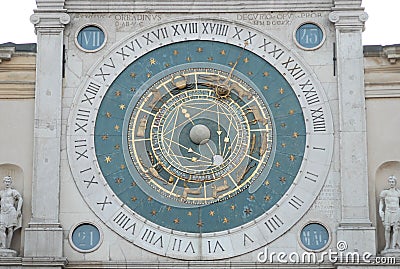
[24,9,70,259]
[329,5,376,254]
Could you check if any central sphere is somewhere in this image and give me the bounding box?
[189,124,211,145]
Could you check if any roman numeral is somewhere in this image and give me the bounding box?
[288,195,304,210]
[142,27,169,45]
[207,240,225,253]
[97,196,112,211]
[94,57,116,81]
[79,168,98,188]
[305,171,319,183]
[264,215,284,233]
[74,139,88,160]
[202,23,229,36]
[311,107,326,132]
[171,238,196,253]
[232,27,257,44]
[113,212,136,235]
[141,228,163,248]
[243,233,254,246]
[74,110,90,133]
[282,56,306,80]
[83,175,98,188]
[171,23,198,36]
[116,39,142,60]
[81,82,100,105]
[268,44,284,60]
[300,79,320,105]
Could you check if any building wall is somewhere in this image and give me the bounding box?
[0,44,36,255]
[364,44,400,252]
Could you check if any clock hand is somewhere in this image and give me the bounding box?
[222,42,247,86]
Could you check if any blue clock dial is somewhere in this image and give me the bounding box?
[94,40,305,233]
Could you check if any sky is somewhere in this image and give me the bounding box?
[0,0,398,46]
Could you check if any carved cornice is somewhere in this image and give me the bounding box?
[0,52,36,99]
[30,10,70,33]
[35,0,65,9]
[64,0,334,12]
[0,47,15,63]
[334,0,362,8]
[329,10,368,31]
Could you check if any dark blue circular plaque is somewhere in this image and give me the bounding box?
[76,25,106,52]
[70,223,101,252]
[300,222,330,251]
[295,23,324,50]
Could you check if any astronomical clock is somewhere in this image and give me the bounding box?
[66,16,334,260]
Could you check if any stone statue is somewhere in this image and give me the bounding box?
[0,176,22,250]
[379,175,400,250]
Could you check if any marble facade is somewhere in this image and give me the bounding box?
[0,0,399,268]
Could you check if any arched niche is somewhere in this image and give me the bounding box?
[0,163,24,255]
[375,161,400,252]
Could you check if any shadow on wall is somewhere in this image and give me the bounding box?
[375,161,400,253]
[0,163,24,255]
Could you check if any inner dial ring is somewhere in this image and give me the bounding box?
[129,68,272,205]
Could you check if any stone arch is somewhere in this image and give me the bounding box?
[375,161,400,252]
[0,163,24,254]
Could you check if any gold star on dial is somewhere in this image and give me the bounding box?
[106,112,112,118]
[197,47,203,53]
[115,178,122,184]
[265,195,271,201]
[292,132,299,138]
[173,218,180,224]
[244,208,252,215]
[131,182,137,187]
[131,196,137,202]
[119,104,126,110]
[265,180,270,186]
[208,57,213,61]
[220,49,226,55]
[279,88,285,94]
[249,195,255,200]
[130,72,136,78]
[209,210,215,216]
[197,220,203,227]
[223,217,229,223]
[186,57,191,62]
[151,210,157,216]
[230,205,236,210]
[147,73,152,78]
[114,144,120,150]
[290,155,296,161]
[173,50,179,56]
[166,206,172,211]
[275,162,281,167]
[263,71,269,77]
[102,135,108,140]
[263,85,269,90]
[115,90,121,96]
[147,196,153,201]
[120,164,126,170]
[280,177,286,183]
[289,109,295,115]
[187,211,192,216]
[130,87,135,92]
[114,125,120,131]
[243,57,249,63]
[149,58,156,65]
[105,156,112,163]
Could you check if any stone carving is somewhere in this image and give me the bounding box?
[379,175,400,251]
[0,176,23,254]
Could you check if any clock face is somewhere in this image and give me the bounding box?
[67,18,333,259]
